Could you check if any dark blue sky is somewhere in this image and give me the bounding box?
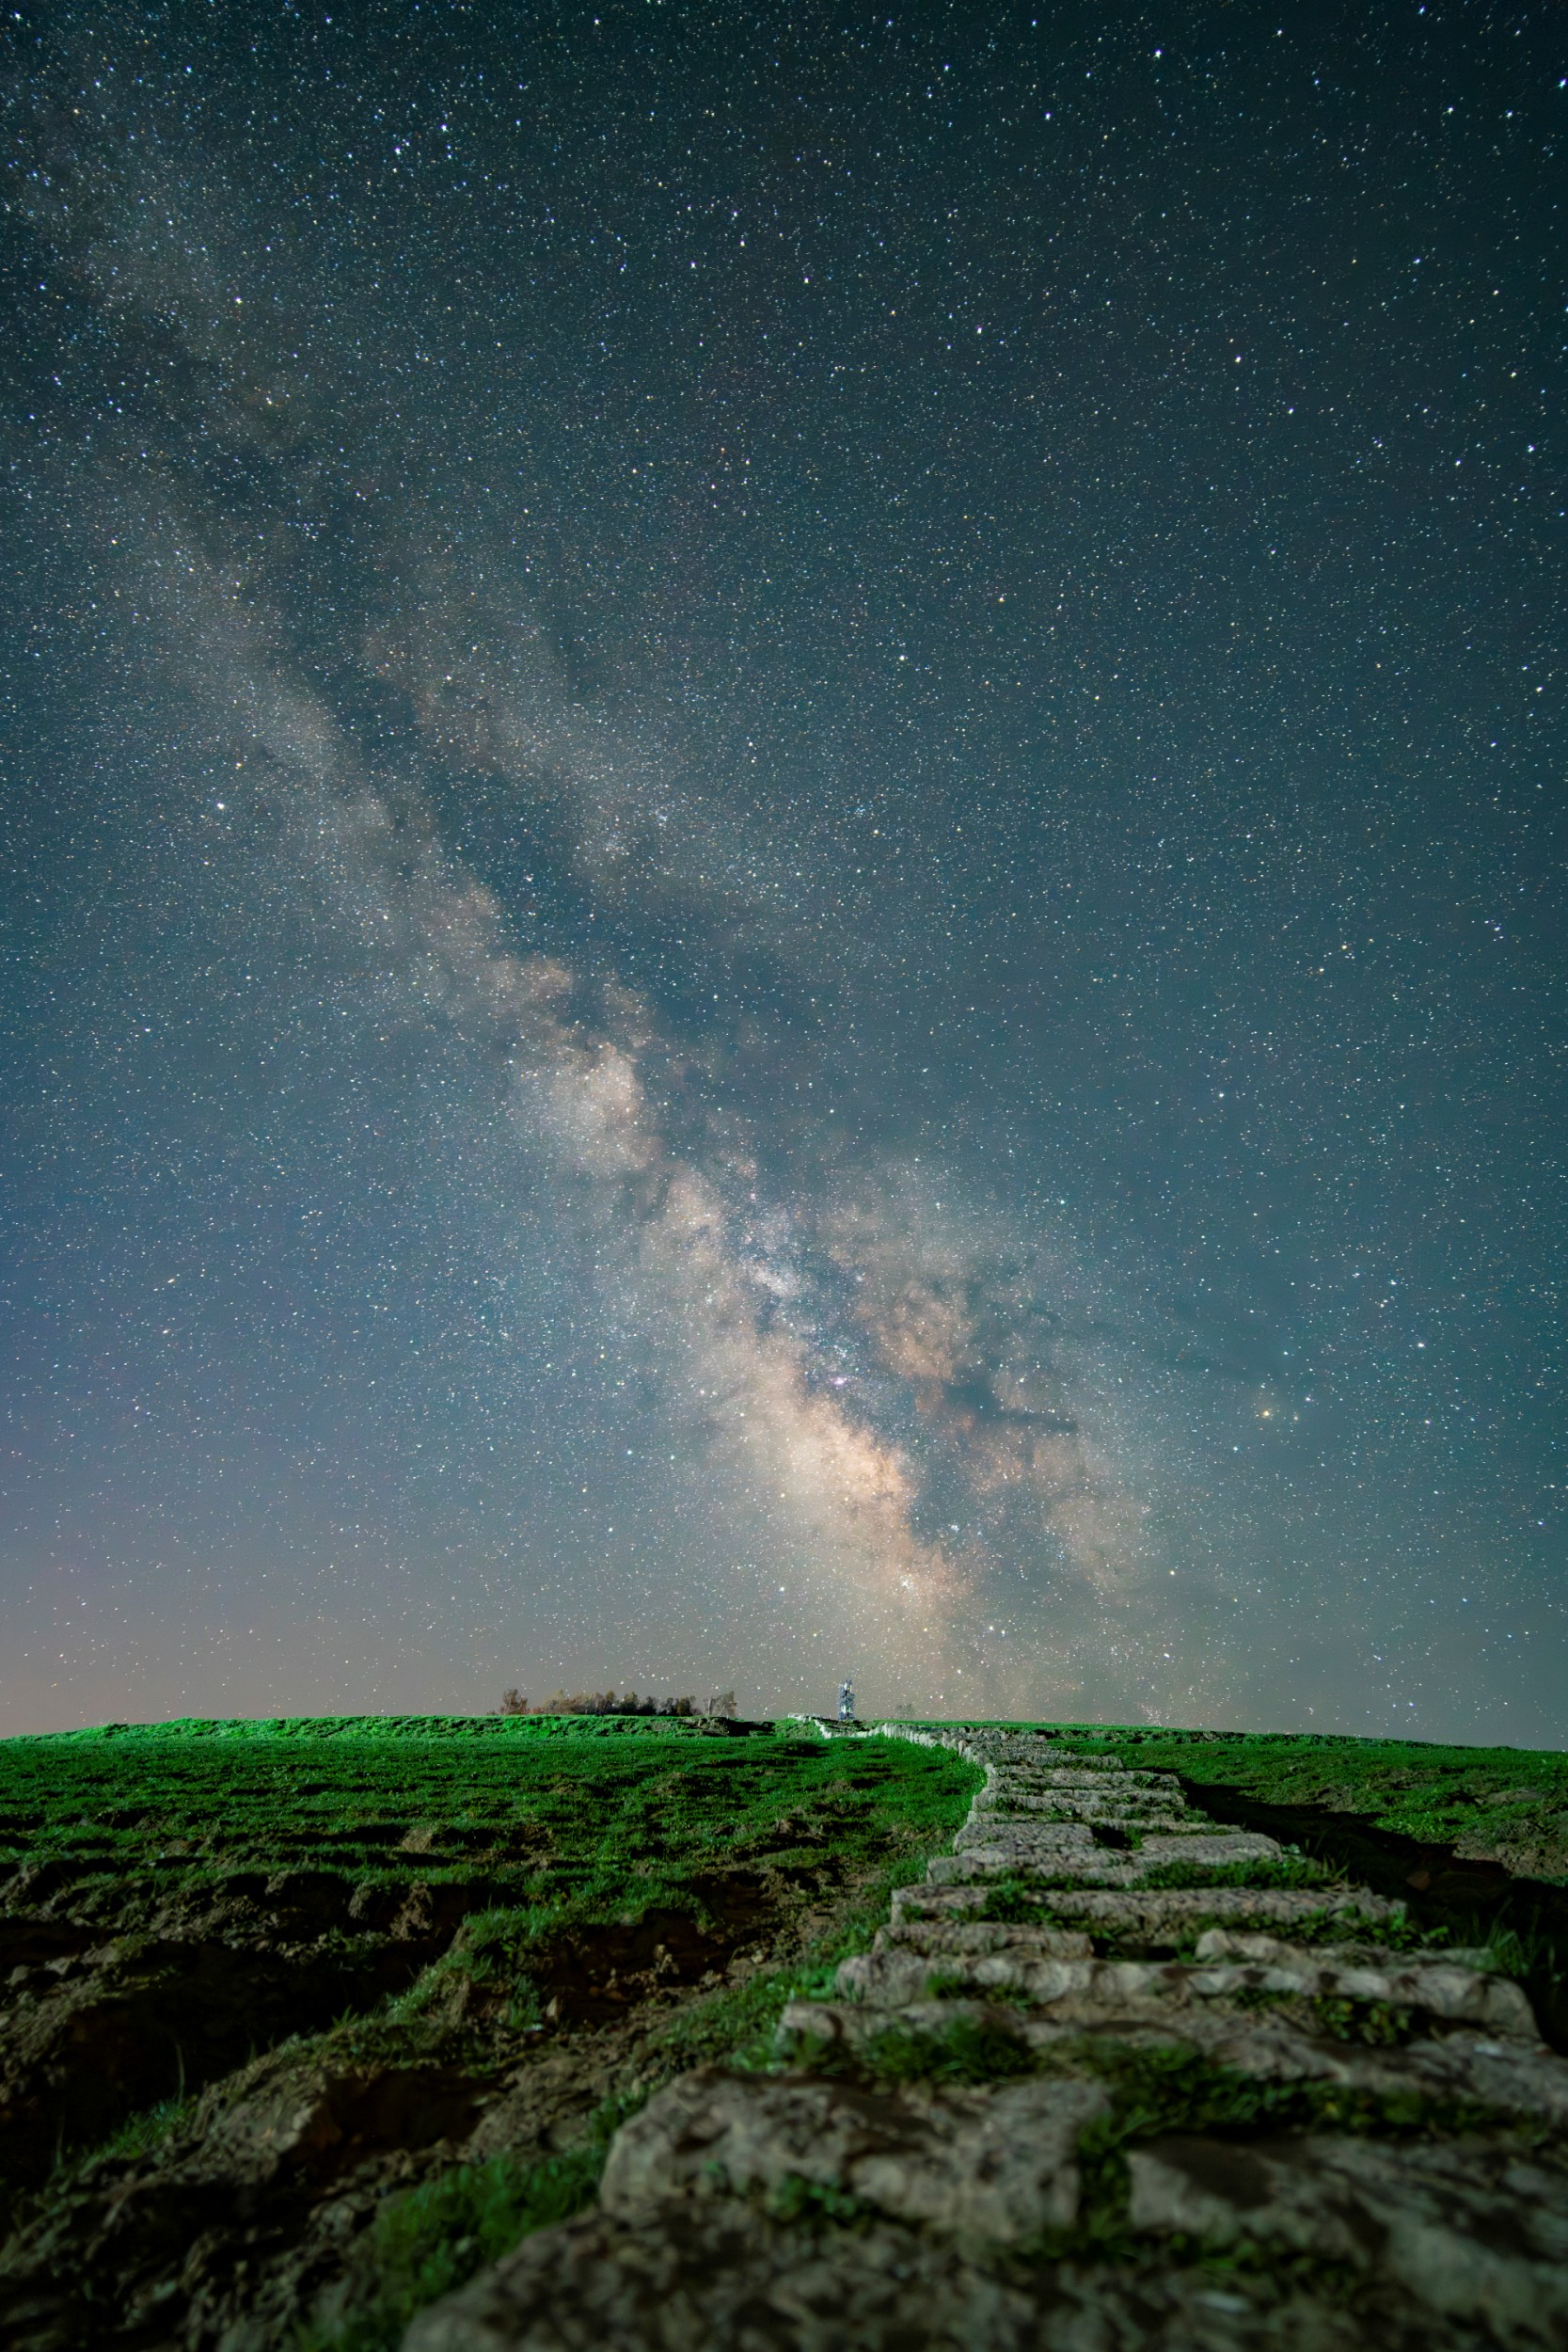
[1,0,1562,1738]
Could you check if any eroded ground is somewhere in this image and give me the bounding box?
[0,1718,977,2351]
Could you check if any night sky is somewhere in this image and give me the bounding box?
[1,1,1563,1740]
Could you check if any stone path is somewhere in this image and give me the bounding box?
[407,1727,1568,2352]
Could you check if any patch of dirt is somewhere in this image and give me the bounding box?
[0,1904,480,2197]
[523,1874,784,2026]
[0,1855,855,2351]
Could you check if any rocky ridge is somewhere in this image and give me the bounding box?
[407,1725,1568,2352]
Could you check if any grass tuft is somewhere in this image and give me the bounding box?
[785,2011,1035,2088]
[1061,2038,1500,2252]
[976,1880,1078,1927]
[765,2171,870,2228]
[1137,1854,1336,1892]
[293,2102,635,2352]
[1311,1995,1415,2046]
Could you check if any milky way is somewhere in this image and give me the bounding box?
[1,2,1562,1738]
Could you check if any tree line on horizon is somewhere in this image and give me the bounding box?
[499,1688,738,1719]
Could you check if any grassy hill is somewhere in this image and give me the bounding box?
[0,1712,1562,2351]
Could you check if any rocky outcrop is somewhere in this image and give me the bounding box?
[405,1727,1568,2352]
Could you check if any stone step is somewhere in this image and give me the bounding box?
[951,1823,1281,1861]
[778,1994,1022,2055]
[873,1920,1096,1962]
[889,1879,1400,1941]
[1126,2125,1568,2329]
[961,1751,1132,1776]
[953,1820,1107,1852]
[832,1948,1538,2039]
[969,1793,1195,1821]
[966,1814,1212,1842]
[1096,2005,1568,2129]
[597,2064,1109,2247]
[1192,1928,1497,1970]
[979,1806,1180,1821]
[973,1778,1189,1800]
[930,1853,1142,1888]
[786,1979,1544,2081]
[396,2017,1568,2352]
[982,1770,1185,1795]
[933,1830,1286,1888]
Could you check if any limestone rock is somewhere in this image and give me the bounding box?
[932,1827,1286,1886]
[834,1945,1535,2037]
[1129,2131,1568,2348]
[402,2204,1046,2352]
[873,1919,1096,1962]
[403,2198,1509,2352]
[601,2065,1107,2242]
[888,1880,1398,1939]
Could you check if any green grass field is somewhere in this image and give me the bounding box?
[2,1711,1565,2352]
[0,1713,984,1953]
[5,1713,1564,1931]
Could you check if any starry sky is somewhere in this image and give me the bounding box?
[1,0,1563,1740]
